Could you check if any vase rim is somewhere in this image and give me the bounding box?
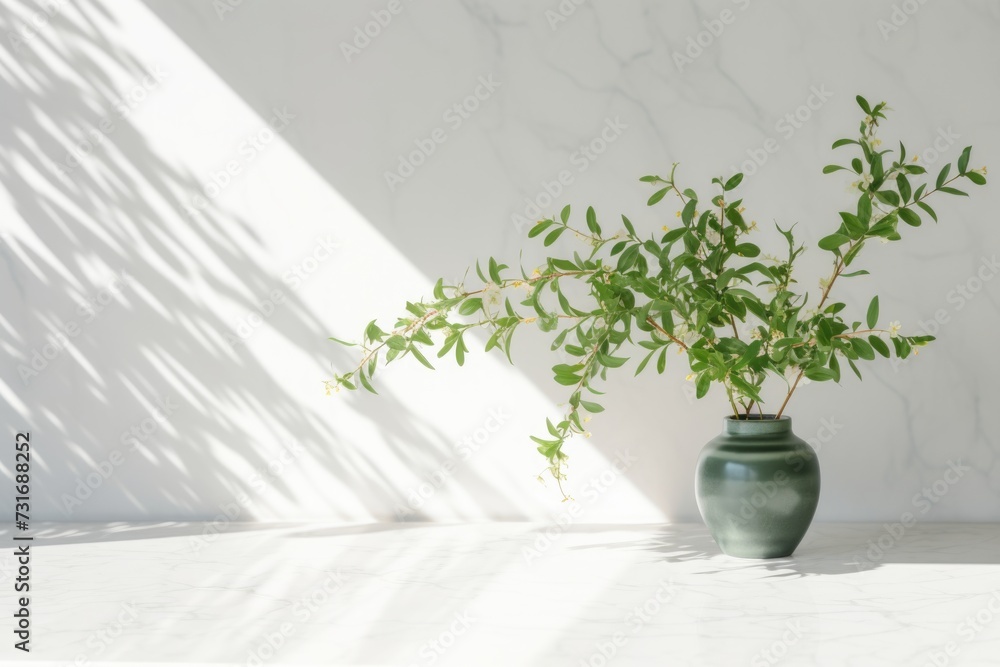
[724,414,789,421]
[722,414,792,436]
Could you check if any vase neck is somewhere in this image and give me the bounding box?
[722,415,792,437]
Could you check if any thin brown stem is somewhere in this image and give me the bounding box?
[775,370,803,419]
[645,317,688,350]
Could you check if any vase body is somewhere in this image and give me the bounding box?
[695,416,820,559]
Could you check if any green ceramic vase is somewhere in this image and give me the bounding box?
[695,415,820,559]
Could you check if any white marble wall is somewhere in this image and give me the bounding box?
[0,0,998,522]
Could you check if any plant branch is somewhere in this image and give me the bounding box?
[645,317,688,350]
[775,369,803,419]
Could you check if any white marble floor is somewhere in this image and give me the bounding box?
[3,523,1000,666]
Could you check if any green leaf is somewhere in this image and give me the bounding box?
[681,199,697,226]
[896,174,911,203]
[967,172,987,186]
[409,345,435,370]
[804,366,838,382]
[598,352,628,368]
[857,194,872,224]
[874,190,900,207]
[580,400,605,413]
[852,158,864,174]
[817,318,833,346]
[843,241,865,266]
[365,321,386,342]
[560,205,571,224]
[656,349,667,374]
[459,298,483,316]
[785,310,799,338]
[818,233,850,251]
[661,228,687,244]
[898,208,921,227]
[358,371,378,394]
[730,376,763,403]
[840,212,866,239]
[634,350,655,376]
[869,335,890,358]
[823,165,848,174]
[841,269,870,278]
[958,146,971,174]
[695,373,711,399]
[866,295,879,329]
[851,337,876,360]
[328,336,357,347]
[916,201,938,222]
[724,173,744,190]
[621,214,636,237]
[528,219,554,238]
[833,138,858,149]
[648,187,670,206]
[617,244,640,272]
[586,206,601,234]
[544,227,566,247]
[936,164,951,189]
[856,95,871,114]
[386,335,407,351]
[734,243,760,258]
[830,354,844,382]
[488,257,501,283]
[939,186,968,197]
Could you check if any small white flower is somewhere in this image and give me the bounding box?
[750,328,763,340]
[482,282,502,308]
[819,277,831,290]
[685,373,695,382]
[880,237,890,245]
[864,115,874,125]
[771,329,782,341]
[888,321,902,338]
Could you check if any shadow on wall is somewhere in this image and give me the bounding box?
[134,0,709,518]
[0,0,526,521]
